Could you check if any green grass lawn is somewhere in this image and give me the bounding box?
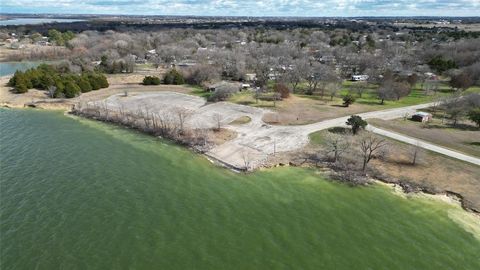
[228,91,278,108]
[189,85,212,99]
[309,130,326,145]
[229,116,252,125]
[193,80,480,111]
[299,81,480,109]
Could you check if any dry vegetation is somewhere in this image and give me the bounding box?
[369,118,480,157]
[302,129,480,212]
[261,94,379,125]
[229,116,251,125]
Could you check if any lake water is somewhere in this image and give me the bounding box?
[0,18,83,26]
[0,61,44,77]
[1,108,479,269]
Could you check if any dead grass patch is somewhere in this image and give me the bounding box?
[369,118,480,157]
[229,116,251,125]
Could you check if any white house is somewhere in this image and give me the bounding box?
[411,112,432,122]
[351,75,369,81]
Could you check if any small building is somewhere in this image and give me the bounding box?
[135,58,147,64]
[146,49,158,58]
[351,74,369,81]
[241,83,250,90]
[424,72,438,80]
[35,40,51,46]
[175,60,197,68]
[245,73,257,82]
[318,55,336,64]
[411,112,432,122]
[205,81,241,92]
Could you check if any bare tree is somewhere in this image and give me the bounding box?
[324,133,349,163]
[47,86,57,98]
[327,82,341,101]
[174,107,192,134]
[286,58,309,92]
[351,82,368,98]
[241,150,251,171]
[359,135,387,172]
[411,142,424,166]
[392,81,411,101]
[443,95,467,127]
[213,113,223,131]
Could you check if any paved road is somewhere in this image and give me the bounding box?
[300,102,480,166]
[366,125,480,166]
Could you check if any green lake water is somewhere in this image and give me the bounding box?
[1,108,479,269]
[0,62,43,77]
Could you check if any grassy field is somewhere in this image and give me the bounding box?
[369,117,480,157]
[190,81,479,125]
[298,80,480,109]
[309,130,326,145]
[189,85,212,99]
[228,91,278,108]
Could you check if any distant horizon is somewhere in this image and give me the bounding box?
[1,0,480,17]
[1,13,479,19]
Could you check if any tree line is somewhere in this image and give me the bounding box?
[8,64,109,98]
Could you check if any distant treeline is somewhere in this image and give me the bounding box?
[0,19,374,34]
[8,64,109,98]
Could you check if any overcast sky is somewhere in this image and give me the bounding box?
[1,0,479,17]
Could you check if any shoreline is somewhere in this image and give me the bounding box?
[2,101,480,216]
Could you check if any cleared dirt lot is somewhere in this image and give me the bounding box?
[369,118,480,157]
[89,91,450,170]
[261,95,379,125]
[87,92,312,169]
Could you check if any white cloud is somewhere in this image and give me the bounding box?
[1,0,479,16]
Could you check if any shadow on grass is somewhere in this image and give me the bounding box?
[296,94,329,102]
[357,100,383,106]
[236,101,256,106]
[330,104,348,108]
[467,142,480,147]
[425,123,479,131]
[327,127,350,134]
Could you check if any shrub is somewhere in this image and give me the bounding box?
[346,115,367,135]
[7,64,108,98]
[15,81,29,93]
[64,81,81,98]
[77,78,93,92]
[468,108,480,127]
[450,72,473,91]
[208,84,239,102]
[143,76,161,85]
[163,69,185,85]
[342,93,356,107]
[428,56,457,73]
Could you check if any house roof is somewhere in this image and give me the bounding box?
[413,111,432,117]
